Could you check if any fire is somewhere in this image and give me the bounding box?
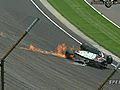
[29,44,41,52]
[20,43,68,58]
[28,44,53,55]
[54,43,67,58]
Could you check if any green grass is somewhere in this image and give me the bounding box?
[48,0,120,57]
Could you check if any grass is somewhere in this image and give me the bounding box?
[48,0,120,57]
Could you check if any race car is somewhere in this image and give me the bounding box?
[91,0,120,8]
[65,43,113,69]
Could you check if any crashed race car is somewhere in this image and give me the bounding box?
[65,43,113,69]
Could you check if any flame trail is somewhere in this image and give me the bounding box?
[19,43,68,58]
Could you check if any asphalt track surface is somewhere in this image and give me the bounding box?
[0,0,119,90]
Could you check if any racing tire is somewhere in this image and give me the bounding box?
[105,0,112,8]
[65,50,74,59]
[106,55,113,64]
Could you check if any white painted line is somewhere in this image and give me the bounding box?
[111,63,117,68]
[30,0,82,45]
[111,63,120,70]
[84,0,120,29]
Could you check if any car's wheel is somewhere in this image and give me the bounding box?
[106,55,113,64]
[65,50,74,59]
[105,0,112,8]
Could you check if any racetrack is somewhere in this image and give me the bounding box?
[0,0,119,90]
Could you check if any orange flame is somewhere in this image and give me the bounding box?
[28,44,53,55]
[54,43,67,58]
[20,43,68,58]
[29,44,41,52]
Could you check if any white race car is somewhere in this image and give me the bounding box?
[65,43,113,69]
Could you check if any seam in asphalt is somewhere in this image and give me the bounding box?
[39,0,120,62]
